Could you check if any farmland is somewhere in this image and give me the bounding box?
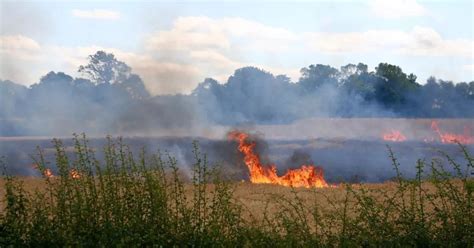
[1,132,473,246]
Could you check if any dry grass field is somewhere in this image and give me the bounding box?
[0,177,464,221]
[0,134,473,246]
[0,177,392,212]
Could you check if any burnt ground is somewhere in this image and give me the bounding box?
[1,135,472,183]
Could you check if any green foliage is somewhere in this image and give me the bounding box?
[78,51,131,85]
[374,63,420,108]
[0,135,243,247]
[1,135,473,247]
[299,64,339,92]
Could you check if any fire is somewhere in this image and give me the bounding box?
[382,130,407,142]
[32,163,54,178]
[70,169,81,179]
[43,168,54,178]
[32,163,82,179]
[228,131,329,188]
[431,120,474,145]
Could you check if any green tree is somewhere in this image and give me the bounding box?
[78,51,131,85]
[78,51,149,98]
[374,63,420,108]
[299,64,339,92]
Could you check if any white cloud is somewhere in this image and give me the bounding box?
[142,16,299,93]
[2,16,472,94]
[400,26,473,57]
[0,35,41,60]
[305,30,408,53]
[36,45,202,95]
[370,0,427,18]
[141,18,474,91]
[72,9,120,20]
[305,26,472,58]
[0,35,44,84]
[145,16,296,54]
[0,35,40,51]
[115,52,202,94]
[0,35,202,94]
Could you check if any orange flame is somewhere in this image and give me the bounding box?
[70,169,81,179]
[382,130,407,142]
[32,164,82,179]
[43,168,54,178]
[32,163,54,178]
[228,131,329,188]
[431,120,474,144]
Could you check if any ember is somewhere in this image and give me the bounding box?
[43,168,54,178]
[70,169,81,179]
[382,130,407,142]
[32,163,54,178]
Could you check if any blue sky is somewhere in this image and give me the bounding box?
[1,0,472,95]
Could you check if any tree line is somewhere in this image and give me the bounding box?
[1,51,473,136]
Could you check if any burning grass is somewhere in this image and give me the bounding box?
[0,134,473,246]
[431,120,474,145]
[382,130,407,142]
[228,131,329,188]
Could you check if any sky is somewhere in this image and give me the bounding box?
[0,0,473,95]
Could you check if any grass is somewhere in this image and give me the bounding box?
[0,134,473,247]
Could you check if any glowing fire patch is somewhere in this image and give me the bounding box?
[431,121,474,145]
[32,163,54,178]
[43,168,54,178]
[32,164,82,179]
[70,169,81,179]
[382,130,407,142]
[228,131,329,188]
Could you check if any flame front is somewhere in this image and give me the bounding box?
[382,130,407,142]
[431,121,474,144]
[228,131,329,188]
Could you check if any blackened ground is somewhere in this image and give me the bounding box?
[1,135,471,183]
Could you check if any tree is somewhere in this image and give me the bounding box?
[78,51,131,85]
[374,63,420,108]
[0,80,27,118]
[340,63,368,78]
[299,64,339,92]
[340,63,377,100]
[192,67,297,124]
[78,51,149,99]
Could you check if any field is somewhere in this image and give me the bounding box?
[2,118,474,183]
[1,133,473,247]
[1,178,464,223]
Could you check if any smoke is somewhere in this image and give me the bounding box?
[2,51,473,137]
[193,64,473,127]
[0,51,206,137]
[1,50,473,182]
[283,150,314,168]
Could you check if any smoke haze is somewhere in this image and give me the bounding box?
[1,51,473,137]
[1,50,473,182]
